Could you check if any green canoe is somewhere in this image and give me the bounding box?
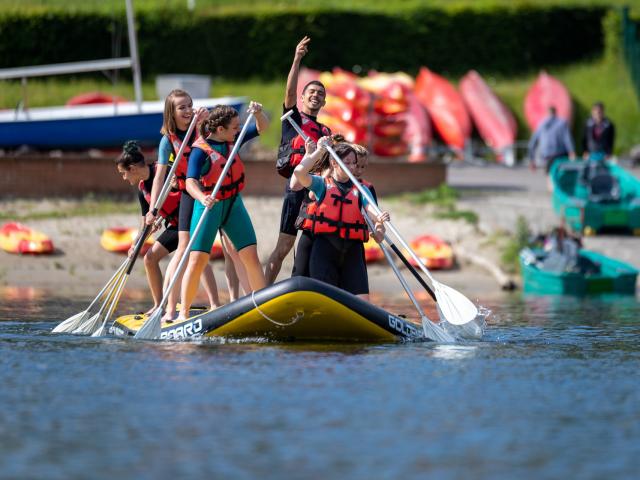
[550,157,640,235]
[519,247,638,295]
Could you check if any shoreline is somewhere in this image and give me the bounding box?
[2,165,638,306]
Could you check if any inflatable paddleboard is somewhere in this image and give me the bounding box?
[112,277,425,342]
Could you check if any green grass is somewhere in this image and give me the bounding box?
[2,0,640,14]
[500,216,531,273]
[0,197,139,221]
[1,55,638,153]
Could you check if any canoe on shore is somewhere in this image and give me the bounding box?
[550,158,640,235]
[111,277,426,342]
[519,247,638,295]
[415,67,471,153]
[460,70,517,165]
[524,71,572,131]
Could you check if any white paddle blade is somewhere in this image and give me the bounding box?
[51,310,90,333]
[421,316,455,343]
[134,309,162,340]
[434,282,478,325]
[72,313,102,335]
[91,323,109,337]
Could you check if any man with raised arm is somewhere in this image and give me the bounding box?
[264,36,331,284]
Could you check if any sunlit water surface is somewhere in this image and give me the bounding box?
[1,287,639,480]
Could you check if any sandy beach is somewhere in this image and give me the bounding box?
[2,164,638,302]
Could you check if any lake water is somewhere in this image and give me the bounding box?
[1,287,639,480]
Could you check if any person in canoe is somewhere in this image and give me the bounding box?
[115,141,182,314]
[178,102,269,321]
[293,136,389,300]
[264,35,331,285]
[150,89,222,320]
[541,226,599,275]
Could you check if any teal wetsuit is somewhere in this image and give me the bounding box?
[187,133,258,253]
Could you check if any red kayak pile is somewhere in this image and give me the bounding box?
[297,66,572,166]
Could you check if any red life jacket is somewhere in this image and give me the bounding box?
[191,138,245,200]
[300,178,369,241]
[276,112,331,178]
[138,165,181,227]
[167,130,197,191]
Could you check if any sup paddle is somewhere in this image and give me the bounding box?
[282,110,478,326]
[71,116,200,336]
[51,258,128,333]
[362,213,453,342]
[134,110,256,340]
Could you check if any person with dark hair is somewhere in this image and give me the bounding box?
[264,36,331,285]
[582,102,615,159]
[178,102,269,321]
[115,141,182,314]
[293,137,389,300]
[527,105,576,177]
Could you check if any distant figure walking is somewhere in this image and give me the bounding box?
[528,106,576,175]
[582,101,615,160]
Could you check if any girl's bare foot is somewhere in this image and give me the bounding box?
[161,310,178,323]
[145,306,159,316]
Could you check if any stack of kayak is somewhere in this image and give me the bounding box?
[0,222,54,254]
[519,247,638,295]
[550,158,640,235]
[297,67,576,166]
[112,277,426,341]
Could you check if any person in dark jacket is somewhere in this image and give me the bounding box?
[582,102,615,159]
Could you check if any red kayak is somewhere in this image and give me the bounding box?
[414,67,471,152]
[524,71,573,131]
[460,70,517,164]
[66,92,127,106]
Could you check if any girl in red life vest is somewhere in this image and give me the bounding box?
[293,137,390,299]
[178,102,269,321]
[151,89,221,321]
[115,141,182,314]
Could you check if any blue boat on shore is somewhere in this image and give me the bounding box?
[0,97,246,150]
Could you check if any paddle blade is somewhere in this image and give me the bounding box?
[134,309,162,340]
[421,316,455,343]
[72,312,102,335]
[434,282,478,325]
[52,310,91,333]
[91,323,109,337]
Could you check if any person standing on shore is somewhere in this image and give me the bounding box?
[582,101,615,160]
[527,106,576,175]
[264,36,331,285]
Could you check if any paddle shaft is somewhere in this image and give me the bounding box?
[385,239,436,302]
[281,111,437,289]
[154,112,256,313]
[362,214,433,326]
